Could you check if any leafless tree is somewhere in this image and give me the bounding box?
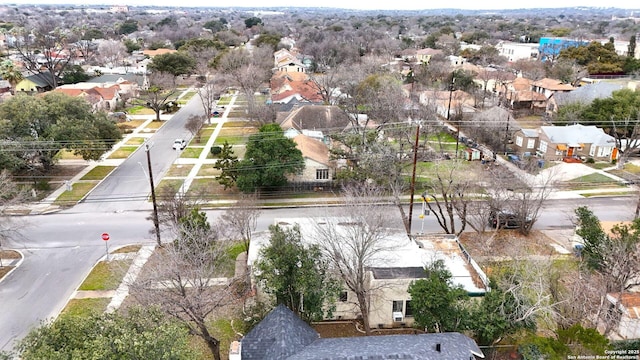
[10,18,74,88]
[611,115,640,170]
[312,185,399,335]
[487,163,556,235]
[421,161,478,236]
[509,59,546,80]
[0,170,29,266]
[305,66,344,105]
[185,115,205,144]
[216,46,272,117]
[197,76,225,124]
[131,210,240,360]
[98,39,126,68]
[219,193,261,253]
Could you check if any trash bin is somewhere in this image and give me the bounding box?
[537,159,545,168]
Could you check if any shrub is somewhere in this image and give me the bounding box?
[210,146,222,156]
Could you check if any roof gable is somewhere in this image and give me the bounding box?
[280,105,351,132]
[241,305,319,360]
[293,134,329,165]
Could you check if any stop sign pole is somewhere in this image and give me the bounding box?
[102,233,110,261]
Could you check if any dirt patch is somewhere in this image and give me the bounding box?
[0,250,22,259]
[0,266,14,279]
[459,230,558,261]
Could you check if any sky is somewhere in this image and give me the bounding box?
[3,0,638,11]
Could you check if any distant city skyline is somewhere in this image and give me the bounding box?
[1,0,639,11]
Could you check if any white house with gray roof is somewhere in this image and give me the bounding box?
[247,218,489,329]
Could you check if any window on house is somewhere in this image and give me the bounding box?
[527,139,536,149]
[539,141,548,153]
[405,300,413,317]
[515,136,523,147]
[316,169,329,180]
[392,300,403,313]
[339,291,348,302]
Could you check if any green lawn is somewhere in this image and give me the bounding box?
[54,182,97,204]
[108,146,138,159]
[78,259,133,291]
[156,179,184,198]
[566,173,625,190]
[127,106,155,115]
[125,137,147,145]
[180,147,203,158]
[56,149,84,160]
[80,166,116,180]
[61,298,111,318]
[178,91,197,104]
[217,97,232,105]
[196,166,220,177]
[145,120,164,130]
[193,128,214,144]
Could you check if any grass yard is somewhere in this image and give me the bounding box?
[56,149,84,160]
[78,259,133,291]
[125,137,147,145]
[113,245,142,254]
[186,178,239,200]
[127,106,155,115]
[193,128,214,144]
[178,91,197,104]
[54,182,97,204]
[108,146,138,159]
[217,97,232,105]
[144,120,165,130]
[565,173,625,190]
[585,162,615,170]
[223,120,252,128]
[117,119,146,131]
[61,298,111,318]
[227,110,247,118]
[180,147,203,158]
[156,179,184,198]
[196,166,221,177]
[165,164,194,177]
[80,166,116,180]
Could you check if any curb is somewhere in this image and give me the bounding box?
[0,249,24,285]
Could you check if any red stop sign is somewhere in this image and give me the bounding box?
[101,233,110,241]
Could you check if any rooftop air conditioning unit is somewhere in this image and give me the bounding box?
[392,312,403,322]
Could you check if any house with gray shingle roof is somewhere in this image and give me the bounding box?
[513,124,617,161]
[238,304,484,360]
[546,82,626,116]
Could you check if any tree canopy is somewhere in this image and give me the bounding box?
[0,93,121,174]
[148,52,197,78]
[408,259,469,332]
[15,307,196,360]
[254,224,340,322]
[235,123,304,193]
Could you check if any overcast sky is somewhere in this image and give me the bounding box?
[5,0,638,11]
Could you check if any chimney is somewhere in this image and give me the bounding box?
[435,343,441,352]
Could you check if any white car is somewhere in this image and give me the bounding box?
[172,139,187,150]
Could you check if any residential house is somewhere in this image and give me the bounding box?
[236,304,484,360]
[507,90,548,114]
[247,218,489,329]
[273,48,306,73]
[270,71,323,104]
[416,48,443,64]
[54,83,121,111]
[513,124,617,161]
[419,89,476,119]
[279,104,351,136]
[142,48,177,58]
[495,41,539,62]
[15,72,60,93]
[546,82,626,116]
[605,292,640,340]
[289,134,334,184]
[531,78,575,99]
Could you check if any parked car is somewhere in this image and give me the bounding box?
[107,111,130,122]
[488,210,532,229]
[172,139,187,150]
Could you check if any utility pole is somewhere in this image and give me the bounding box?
[504,113,510,155]
[447,75,459,159]
[145,143,162,246]
[407,121,421,235]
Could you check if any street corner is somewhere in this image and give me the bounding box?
[0,249,25,284]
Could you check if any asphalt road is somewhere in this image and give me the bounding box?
[71,96,203,214]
